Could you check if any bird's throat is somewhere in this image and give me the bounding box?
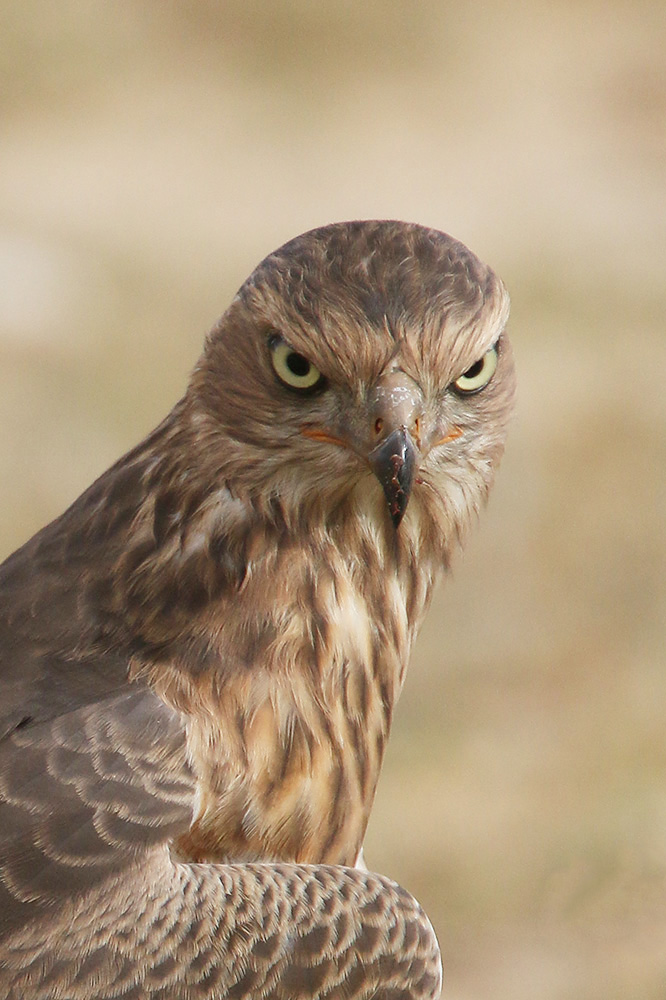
[170,522,434,867]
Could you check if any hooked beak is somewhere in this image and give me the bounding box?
[301,370,462,530]
[365,369,426,529]
[368,428,418,529]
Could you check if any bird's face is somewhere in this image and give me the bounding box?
[190,222,515,547]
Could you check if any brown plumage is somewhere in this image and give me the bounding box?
[0,220,514,998]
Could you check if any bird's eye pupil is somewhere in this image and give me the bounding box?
[463,359,483,380]
[451,343,499,395]
[268,335,326,392]
[286,353,310,378]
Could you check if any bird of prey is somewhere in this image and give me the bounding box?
[0,220,514,999]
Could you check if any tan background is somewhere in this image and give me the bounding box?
[1,2,665,997]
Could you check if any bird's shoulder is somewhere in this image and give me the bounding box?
[0,683,195,932]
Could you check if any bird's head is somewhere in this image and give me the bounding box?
[187,220,514,550]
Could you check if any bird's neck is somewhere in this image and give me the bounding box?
[149,507,440,868]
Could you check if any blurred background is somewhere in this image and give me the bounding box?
[1,2,664,997]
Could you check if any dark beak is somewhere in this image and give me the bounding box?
[368,427,418,529]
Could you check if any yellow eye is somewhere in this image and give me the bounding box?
[269,336,326,392]
[452,344,498,395]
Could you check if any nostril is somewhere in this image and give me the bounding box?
[374,417,384,436]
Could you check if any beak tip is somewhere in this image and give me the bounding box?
[368,428,417,530]
[389,504,407,530]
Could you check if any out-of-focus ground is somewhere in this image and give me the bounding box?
[1,2,665,997]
